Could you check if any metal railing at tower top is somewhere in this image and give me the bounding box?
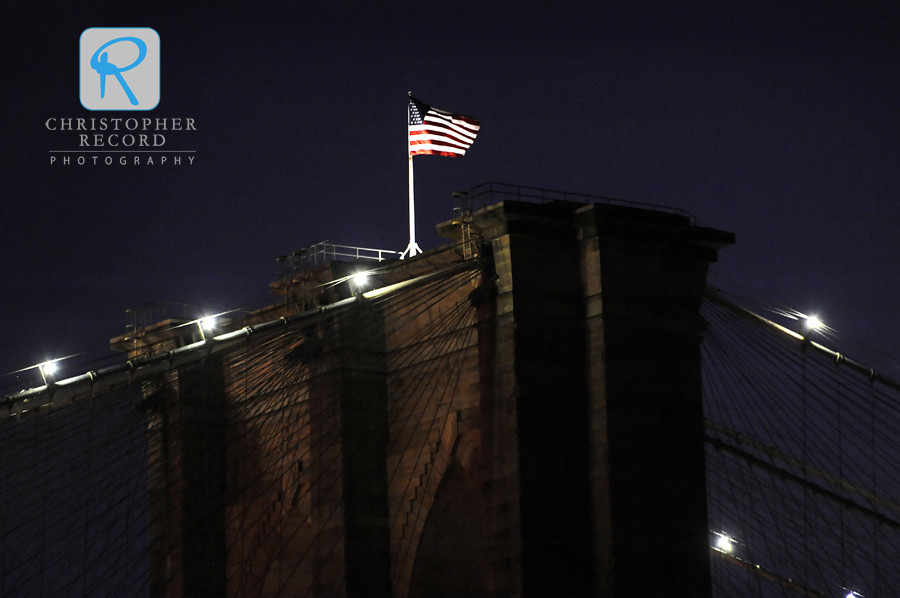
[453,182,697,224]
[125,300,218,331]
[275,241,404,310]
[278,241,402,271]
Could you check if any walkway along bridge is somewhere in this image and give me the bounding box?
[1,197,898,597]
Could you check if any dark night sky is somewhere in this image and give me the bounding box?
[2,1,900,386]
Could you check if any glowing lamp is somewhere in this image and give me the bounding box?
[351,272,370,288]
[39,360,59,385]
[805,315,823,330]
[715,535,732,553]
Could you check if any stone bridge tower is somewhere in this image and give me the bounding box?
[121,199,733,597]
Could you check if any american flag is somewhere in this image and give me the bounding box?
[408,97,480,157]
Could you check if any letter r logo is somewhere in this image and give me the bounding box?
[80,28,160,111]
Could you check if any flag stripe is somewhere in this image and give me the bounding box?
[421,119,479,140]
[409,97,480,157]
[411,132,476,149]
[427,106,481,128]
[410,140,469,153]
[410,149,465,157]
[423,111,481,133]
[411,145,467,153]
[409,128,475,147]
[409,131,470,143]
[420,119,478,141]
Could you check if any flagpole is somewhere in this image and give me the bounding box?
[402,92,422,259]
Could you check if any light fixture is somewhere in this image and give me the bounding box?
[351,271,370,289]
[715,534,732,553]
[41,361,58,376]
[39,361,59,385]
[197,316,217,340]
[804,315,823,330]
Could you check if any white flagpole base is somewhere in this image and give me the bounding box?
[400,241,422,259]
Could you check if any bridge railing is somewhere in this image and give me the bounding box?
[125,300,217,331]
[452,181,697,223]
[278,241,402,272]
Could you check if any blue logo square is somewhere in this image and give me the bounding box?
[80,28,160,111]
